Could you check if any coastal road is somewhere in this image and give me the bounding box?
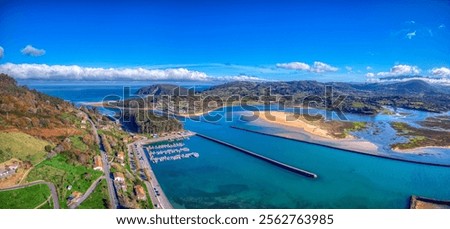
[128,142,173,209]
[69,176,105,209]
[83,112,120,209]
[0,180,60,209]
[126,144,160,209]
[100,149,120,209]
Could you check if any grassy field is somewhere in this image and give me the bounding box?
[0,131,50,164]
[59,112,80,126]
[69,135,88,151]
[391,122,450,150]
[77,179,109,209]
[36,200,53,209]
[26,154,103,208]
[0,184,51,209]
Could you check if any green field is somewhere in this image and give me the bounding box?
[36,200,53,209]
[59,112,79,125]
[391,122,450,149]
[0,184,51,209]
[69,135,89,151]
[77,179,109,209]
[0,132,50,164]
[26,154,102,208]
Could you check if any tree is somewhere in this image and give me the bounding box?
[132,112,183,134]
[82,134,93,146]
[45,145,52,152]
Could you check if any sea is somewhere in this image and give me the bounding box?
[22,80,450,209]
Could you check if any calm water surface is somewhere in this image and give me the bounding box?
[25,82,450,208]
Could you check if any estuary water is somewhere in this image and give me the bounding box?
[25,82,450,208]
[148,110,450,208]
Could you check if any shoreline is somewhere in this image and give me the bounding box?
[230,126,450,168]
[393,145,450,154]
[254,110,450,156]
[255,111,353,140]
[131,141,173,209]
[129,131,196,209]
[253,111,377,154]
[83,101,222,118]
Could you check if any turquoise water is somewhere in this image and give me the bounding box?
[149,116,450,208]
[22,82,450,208]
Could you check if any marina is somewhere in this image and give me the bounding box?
[22,84,450,209]
[145,132,201,164]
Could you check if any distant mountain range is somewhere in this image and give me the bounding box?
[351,80,445,96]
[135,79,450,114]
[136,84,193,96]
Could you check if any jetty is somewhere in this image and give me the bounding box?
[195,133,318,179]
[230,125,450,168]
[410,195,450,209]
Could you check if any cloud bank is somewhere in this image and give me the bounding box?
[276,61,338,73]
[365,72,375,77]
[0,63,264,82]
[215,75,265,82]
[376,64,420,77]
[366,65,450,86]
[367,76,450,86]
[310,61,339,73]
[431,67,450,77]
[21,45,46,57]
[276,62,310,71]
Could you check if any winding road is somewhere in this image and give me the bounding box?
[83,112,120,209]
[69,176,105,209]
[0,180,60,209]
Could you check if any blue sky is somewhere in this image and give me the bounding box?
[0,0,449,82]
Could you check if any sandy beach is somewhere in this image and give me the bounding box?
[256,111,344,139]
[254,111,379,154]
[176,110,214,118]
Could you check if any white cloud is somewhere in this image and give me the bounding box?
[366,66,373,71]
[0,63,264,82]
[276,62,310,71]
[310,61,339,73]
[406,31,416,39]
[376,64,420,77]
[215,75,266,82]
[370,76,450,86]
[439,24,446,29]
[345,66,353,72]
[365,73,375,77]
[431,67,450,77]
[21,45,46,57]
[276,61,338,73]
[0,46,3,58]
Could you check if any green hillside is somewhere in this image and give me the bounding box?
[0,132,50,164]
